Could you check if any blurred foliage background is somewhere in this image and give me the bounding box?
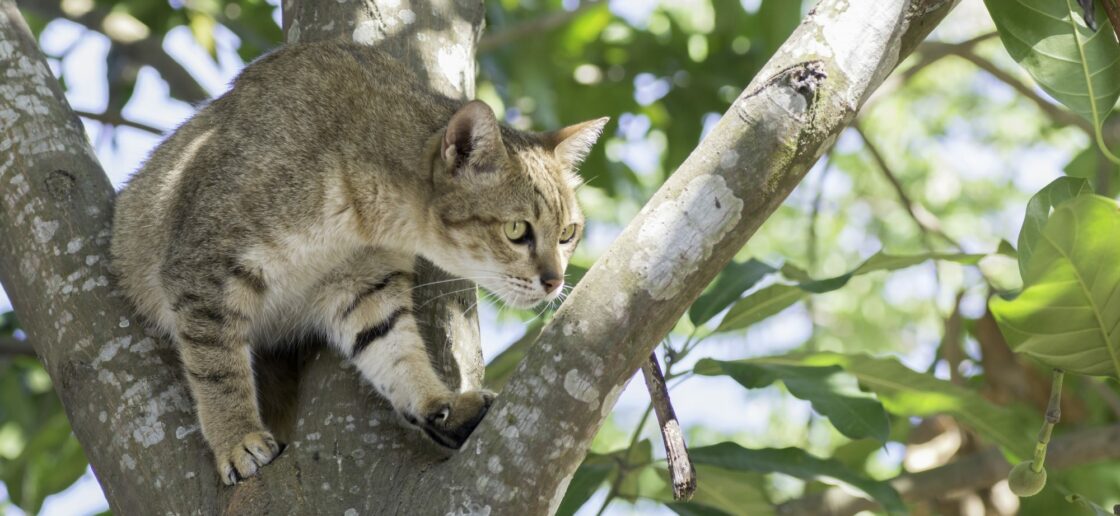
[2,0,1120,514]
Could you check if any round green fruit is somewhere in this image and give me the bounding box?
[1008,461,1047,497]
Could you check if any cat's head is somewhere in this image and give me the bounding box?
[427,100,608,309]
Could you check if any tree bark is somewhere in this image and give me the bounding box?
[0,0,963,514]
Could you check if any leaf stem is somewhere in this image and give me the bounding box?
[1032,369,1064,471]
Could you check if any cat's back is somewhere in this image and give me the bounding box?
[111,41,456,328]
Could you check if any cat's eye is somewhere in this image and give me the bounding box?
[559,224,578,244]
[504,221,530,242]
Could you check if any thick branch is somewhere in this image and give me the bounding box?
[0,2,222,513]
[444,1,962,512]
[777,423,1120,515]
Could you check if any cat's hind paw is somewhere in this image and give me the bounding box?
[217,431,281,485]
[405,390,495,449]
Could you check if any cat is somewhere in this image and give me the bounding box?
[110,40,608,485]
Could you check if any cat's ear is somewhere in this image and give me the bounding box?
[442,100,505,174]
[547,117,610,169]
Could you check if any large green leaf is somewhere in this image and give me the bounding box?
[716,284,805,332]
[992,195,1120,377]
[689,443,906,516]
[555,454,614,516]
[714,251,983,333]
[1064,146,1120,198]
[1016,177,1093,273]
[797,251,984,294]
[983,0,1120,127]
[621,465,773,516]
[694,360,890,442]
[718,353,1036,458]
[690,259,777,325]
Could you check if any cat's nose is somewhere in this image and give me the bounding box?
[540,272,563,294]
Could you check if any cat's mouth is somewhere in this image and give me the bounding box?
[480,276,560,309]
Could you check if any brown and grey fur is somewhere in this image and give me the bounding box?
[110,40,607,485]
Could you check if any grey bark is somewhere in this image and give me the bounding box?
[0,0,965,514]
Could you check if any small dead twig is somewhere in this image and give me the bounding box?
[640,353,696,500]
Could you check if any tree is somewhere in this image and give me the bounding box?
[2,0,1120,514]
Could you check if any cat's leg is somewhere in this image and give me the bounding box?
[168,260,279,485]
[310,250,494,448]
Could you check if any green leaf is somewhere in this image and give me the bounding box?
[715,284,805,332]
[694,359,890,442]
[797,251,984,294]
[555,455,614,516]
[723,353,1036,459]
[689,443,907,516]
[983,0,1120,127]
[1066,493,1113,515]
[627,465,772,516]
[690,259,777,325]
[992,195,1120,378]
[1016,177,1092,273]
[1064,146,1120,198]
[485,321,542,391]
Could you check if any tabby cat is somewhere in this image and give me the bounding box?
[111,40,607,484]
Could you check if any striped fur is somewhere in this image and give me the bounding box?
[110,41,607,484]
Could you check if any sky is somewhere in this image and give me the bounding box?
[0,0,1075,514]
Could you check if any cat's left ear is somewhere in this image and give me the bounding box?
[547,117,610,169]
[442,100,506,174]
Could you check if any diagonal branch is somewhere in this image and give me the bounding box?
[854,122,963,250]
[776,423,1120,515]
[924,43,1095,133]
[74,109,164,135]
[443,1,964,512]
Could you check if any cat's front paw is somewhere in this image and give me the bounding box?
[216,431,281,485]
[406,390,495,449]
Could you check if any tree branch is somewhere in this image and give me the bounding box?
[446,1,963,512]
[17,0,210,103]
[776,423,1120,515]
[642,352,695,500]
[949,48,1093,133]
[854,122,962,250]
[74,109,164,135]
[478,1,603,53]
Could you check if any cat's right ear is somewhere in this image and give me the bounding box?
[442,100,505,174]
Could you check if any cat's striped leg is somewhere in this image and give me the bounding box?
[170,265,280,485]
[312,252,494,448]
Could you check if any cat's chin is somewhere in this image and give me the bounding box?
[495,293,547,310]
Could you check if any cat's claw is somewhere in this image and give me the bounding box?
[217,431,281,485]
[407,390,495,449]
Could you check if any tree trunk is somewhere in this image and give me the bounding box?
[0,0,959,513]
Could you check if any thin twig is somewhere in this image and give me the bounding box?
[641,353,696,500]
[74,109,165,135]
[1101,0,1120,43]
[478,1,603,52]
[938,47,1095,133]
[854,123,963,250]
